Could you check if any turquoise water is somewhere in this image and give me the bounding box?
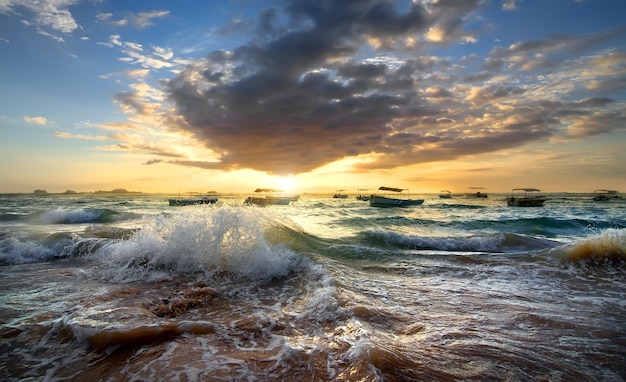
[0,193,625,380]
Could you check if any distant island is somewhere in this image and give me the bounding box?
[94,188,142,194]
[62,190,77,194]
[33,189,48,195]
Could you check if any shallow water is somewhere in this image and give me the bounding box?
[0,193,625,380]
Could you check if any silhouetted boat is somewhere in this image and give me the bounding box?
[464,187,488,198]
[592,189,622,201]
[244,188,299,206]
[506,188,546,207]
[370,186,424,208]
[356,189,371,201]
[169,192,218,206]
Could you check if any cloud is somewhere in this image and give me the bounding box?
[24,116,50,125]
[127,10,169,29]
[485,28,626,72]
[54,131,109,140]
[100,68,151,81]
[0,0,80,39]
[565,109,626,138]
[502,0,521,11]
[164,0,445,174]
[99,10,170,29]
[96,0,624,176]
[103,34,175,71]
[36,28,64,42]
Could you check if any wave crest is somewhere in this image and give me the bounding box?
[38,208,121,224]
[549,228,626,265]
[360,230,558,253]
[95,206,308,283]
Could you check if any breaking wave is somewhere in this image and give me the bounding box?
[548,228,626,265]
[93,206,311,283]
[37,208,124,224]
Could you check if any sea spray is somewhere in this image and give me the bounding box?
[94,205,308,283]
[549,228,626,265]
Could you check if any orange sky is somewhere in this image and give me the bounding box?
[1,1,625,194]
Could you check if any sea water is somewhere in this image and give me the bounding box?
[0,193,624,381]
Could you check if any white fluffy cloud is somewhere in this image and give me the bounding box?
[24,116,50,125]
[0,0,80,35]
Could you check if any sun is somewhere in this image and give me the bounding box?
[277,176,297,193]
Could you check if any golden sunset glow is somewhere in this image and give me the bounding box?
[1,1,625,194]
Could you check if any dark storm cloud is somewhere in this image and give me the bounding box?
[165,0,441,174]
[162,0,626,175]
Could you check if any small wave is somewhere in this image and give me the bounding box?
[459,217,622,238]
[0,235,57,265]
[94,206,310,283]
[38,208,121,224]
[0,231,109,265]
[549,228,626,265]
[0,213,28,222]
[360,230,559,253]
[434,203,486,210]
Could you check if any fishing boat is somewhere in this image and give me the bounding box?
[168,192,218,206]
[356,189,371,201]
[439,190,452,199]
[333,190,348,198]
[592,189,622,201]
[370,186,424,208]
[464,187,488,198]
[244,188,299,206]
[506,188,546,207]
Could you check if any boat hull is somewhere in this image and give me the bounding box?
[464,193,488,198]
[245,196,293,206]
[169,198,218,206]
[369,195,424,208]
[506,197,546,207]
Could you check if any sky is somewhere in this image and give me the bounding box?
[1,0,625,194]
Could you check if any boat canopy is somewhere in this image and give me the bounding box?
[379,186,406,192]
[512,188,541,192]
[594,189,618,193]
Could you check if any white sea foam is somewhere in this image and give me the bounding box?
[94,205,308,283]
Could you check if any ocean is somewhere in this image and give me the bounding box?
[0,192,624,381]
